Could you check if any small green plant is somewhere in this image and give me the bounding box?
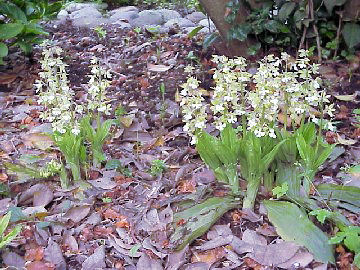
[0,211,22,249]
[272,182,288,199]
[150,159,167,177]
[309,209,333,224]
[93,26,107,39]
[329,226,360,267]
[133,27,141,34]
[102,197,112,203]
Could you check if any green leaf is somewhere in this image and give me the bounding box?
[342,23,360,48]
[264,200,335,263]
[8,207,26,223]
[0,23,24,40]
[314,144,335,169]
[324,0,347,14]
[170,196,240,250]
[129,243,142,256]
[354,253,360,267]
[230,24,251,41]
[247,42,261,56]
[0,2,27,22]
[272,182,288,199]
[0,212,11,237]
[309,209,333,224]
[196,131,222,173]
[16,41,32,55]
[317,184,360,208]
[296,134,312,165]
[187,26,204,39]
[278,2,296,21]
[0,43,8,58]
[265,20,283,33]
[105,159,121,170]
[24,23,48,35]
[203,32,220,50]
[0,225,22,249]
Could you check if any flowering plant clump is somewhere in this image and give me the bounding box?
[180,51,335,209]
[35,42,113,186]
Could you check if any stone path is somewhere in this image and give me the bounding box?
[56,2,216,34]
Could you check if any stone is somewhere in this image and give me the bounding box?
[198,18,216,29]
[109,10,139,23]
[157,9,181,22]
[186,11,206,23]
[112,21,132,29]
[131,10,163,27]
[72,16,108,28]
[69,7,103,20]
[164,18,195,28]
[64,2,107,13]
[108,6,139,16]
[57,9,69,20]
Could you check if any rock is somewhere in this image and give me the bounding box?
[186,11,206,23]
[109,10,139,23]
[112,21,132,29]
[57,9,69,20]
[158,9,181,22]
[164,18,195,28]
[69,7,103,20]
[198,18,216,29]
[132,10,163,27]
[64,2,107,13]
[108,6,139,16]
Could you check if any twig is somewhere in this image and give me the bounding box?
[309,0,322,63]
[333,11,343,58]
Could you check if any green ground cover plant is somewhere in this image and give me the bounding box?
[0,0,62,64]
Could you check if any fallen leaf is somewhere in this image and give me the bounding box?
[23,133,54,150]
[0,73,17,84]
[64,205,91,223]
[25,246,44,261]
[137,253,163,270]
[177,179,196,193]
[26,261,55,270]
[334,94,357,101]
[82,246,106,270]
[2,251,25,269]
[336,134,357,145]
[119,114,135,128]
[147,63,171,72]
[0,173,8,182]
[192,247,225,265]
[103,208,121,220]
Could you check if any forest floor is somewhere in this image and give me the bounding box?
[0,10,360,270]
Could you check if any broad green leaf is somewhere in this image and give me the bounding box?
[0,212,11,237]
[196,131,222,172]
[317,184,360,208]
[170,196,240,250]
[24,23,48,35]
[16,41,32,55]
[203,32,220,49]
[0,225,22,249]
[0,43,8,58]
[8,207,26,223]
[260,139,287,173]
[0,23,24,40]
[324,0,347,14]
[230,24,251,41]
[264,200,335,263]
[187,26,204,39]
[129,243,142,256]
[247,42,261,55]
[342,23,360,48]
[296,134,311,165]
[264,20,283,33]
[314,144,335,169]
[309,209,333,224]
[278,2,296,21]
[0,2,27,22]
[354,253,360,267]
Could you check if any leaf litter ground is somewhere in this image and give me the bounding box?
[0,19,359,270]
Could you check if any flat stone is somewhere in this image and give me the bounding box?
[72,17,109,28]
[157,9,181,22]
[109,10,139,23]
[112,21,132,29]
[108,6,139,16]
[131,10,163,27]
[57,9,69,20]
[186,11,206,23]
[164,17,195,28]
[69,7,103,20]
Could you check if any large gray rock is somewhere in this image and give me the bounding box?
[57,9,69,20]
[72,16,108,28]
[109,10,139,23]
[112,21,132,29]
[164,18,195,28]
[108,6,139,15]
[69,7,103,20]
[65,2,107,13]
[186,11,206,23]
[131,10,163,27]
[158,9,181,22]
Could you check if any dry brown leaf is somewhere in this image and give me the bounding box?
[103,208,121,220]
[336,134,357,145]
[25,246,44,262]
[0,172,8,182]
[147,63,171,72]
[191,247,225,265]
[23,133,54,150]
[26,261,55,270]
[177,179,196,193]
[0,74,17,84]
